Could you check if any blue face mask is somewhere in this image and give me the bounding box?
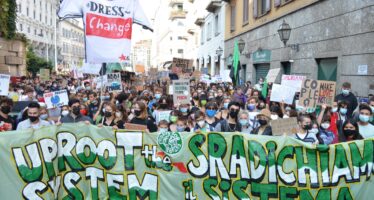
[342,89,350,96]
[359,114,370,123]
[340,108,348,115]
[239,119,248,126]
[176,126,185,132]
[155,94,161,100]
[159,128,168,133]
[206,110,217,118]
[180,107,188,113]
[247,104,256,111]
[223,103,229,109]
[83,97,88,102]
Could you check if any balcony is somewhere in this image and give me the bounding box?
[169,10,187,20]
[206,0,222,13]
[169,0,184,7]
[194,18,205,26]
[222,0,230,2]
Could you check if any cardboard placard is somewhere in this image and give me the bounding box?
[172,58,193,74]
[0,74,10,96]
[106,73,123,93]
[43,90,69,109]
[124,123,147,131]
[39,69,50,82]
[266,68,281,83]
[94,75,108,89]
[173,80,190,105]
[281,75,306,92]
[156,111,171,124]
[271,117,299,136]
[192,71,202,79]
[316,80,336,106]
[270,84,297,105]
[298,79,319,108]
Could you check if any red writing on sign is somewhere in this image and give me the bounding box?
[86,13,132,39]
[177,96,187,100]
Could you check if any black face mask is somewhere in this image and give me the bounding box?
[303,124,312,131]
[29,116,39,122]
[105,111,112,118]
[258,119,268,126]
[72,107,81,115]
[134,110,142,117]
[1,106,11,114]
[160,104,168,109]
[344,130,357,138]
[229,110,239,118]
[193,96,199,100]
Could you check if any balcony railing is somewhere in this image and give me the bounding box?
[206,0,222,13]
[169,10,187,20]
[194,18,205,26]
[169,0,184,7]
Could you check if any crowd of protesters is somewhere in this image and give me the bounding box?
[0,73,373,145]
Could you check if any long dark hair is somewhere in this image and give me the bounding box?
[342,119,363,140]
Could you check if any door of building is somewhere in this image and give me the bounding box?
[317,58,338,81]
[255,64,270,83]
[281,62,291,75]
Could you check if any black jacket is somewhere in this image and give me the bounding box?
[251,126,273,136]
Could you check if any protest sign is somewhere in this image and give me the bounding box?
[168,85,174,95]
[192,71,202,80]
[39,69,50,82]
[298,79,319,108]
[156,110,171,123]
[158,71,169,80]
[317,80,336,106]
[81,62,102,75]
[281,75,306,92]
[270,84,297,105]
[43,90,69,109]
[271,117,299,136]
[0,124,372,199]
[172,80,190,105]
[266,68,281,83]
[172,58,193,74]
[94,75,108,89]
[0,74,10,96]
[125,123,147,131]
[106,73,123,93]
[221,69,232,82]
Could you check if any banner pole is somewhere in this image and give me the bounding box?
[100,63,106,100]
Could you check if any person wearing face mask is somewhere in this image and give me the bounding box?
[342,119,364,141]
[98,104,124,129]
[168,110,181,132]
[152,97,172,123]
[17,102,51,130]
[20,87,38,101]
[60,99,93,124]
[245,97,260,130]
[214,102,242,132]
[334,82,357,118]
[292,114,319,144]
[39,107,55,125]
[205,102,219,128]
[158,120,170,133]
[251,109,272,136]
[179,104,190,117]
[191,91,200,107]
[254,77,264,91]
[238,111,252,133]
[193,111,214,132]
[317,116,335,145]
[333,101,349,142]
[0,98,15,130]
[232,87,247,108]
[175,118,190,132]
[318,104,338,144]
[129,101,157,133]
[357,104,374,139]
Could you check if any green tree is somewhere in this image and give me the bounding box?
[27,48,52,77]
[0,0,17,39]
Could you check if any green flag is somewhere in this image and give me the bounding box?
[261,78,268,98]
[230,40,240,86]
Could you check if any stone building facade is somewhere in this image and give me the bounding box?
[0,38,26,76]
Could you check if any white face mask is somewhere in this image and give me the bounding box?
[197,120,205,128]
[61,110,69,116]
[271,115,279,120]
[321,123,330,130]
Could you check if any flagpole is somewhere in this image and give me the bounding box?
[100,63,106,101]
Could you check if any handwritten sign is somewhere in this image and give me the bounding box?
[0,74,10,96]
[156,111,171,124]
[298,79,319,108]
[316,80,336,106]
[266,68,281,83]
[281,75,306,92]
[43,90,69,109]
[106,73,122,93]
[271,117,299,136]
[270,84,297,105]
[124,123,147,131]
[173,80,190,105]
[172,58,193,74]
[39,69,50,82]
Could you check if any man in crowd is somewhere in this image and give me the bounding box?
[17,102,51,130]
[335,82,358,118]
[0,98,15,130]
[60,99,93,124]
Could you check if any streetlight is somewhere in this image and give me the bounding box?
[277,19,299,51]
[238,38,245,54]
[278,20,291,46]
[216,46,223,57]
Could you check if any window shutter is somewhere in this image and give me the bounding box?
[253,0,258,18]
[265,0,271,12]
[275,0,281,7]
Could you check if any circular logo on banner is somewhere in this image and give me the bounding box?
[157,132,183,155]
[51,95,60,105]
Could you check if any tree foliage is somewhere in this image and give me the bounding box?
[27,48,53,76]
[0,0,17,39]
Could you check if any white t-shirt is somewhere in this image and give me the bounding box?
[358,123,374,139]
[16,119,51,130]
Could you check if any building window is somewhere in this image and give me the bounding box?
[34,29,37,35]
[254,0,270,18]
[17,4,21,13]
[243,0,249,24]
[177,36,183,40]
[40,13,42,21]
[177,4,183,11]
[214,14,220,35]
[201,28,205,45]
[33,11,36,19]
[230,4,236,32]
[207,22,212,41]
[170,36,172,41]
[26,8,29,16]
[19,24,23,31]
[28,27,30,33]
[177,21,184,26]
[178,49,184,54]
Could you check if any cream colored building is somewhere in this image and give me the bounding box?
[132,40,152,72]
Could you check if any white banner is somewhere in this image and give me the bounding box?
[281,75,306,92]
[0,74,10,96]
[270,84,297,105]
[58,0,152,63]
[43,90,69,109]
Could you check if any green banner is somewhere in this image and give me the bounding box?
[0,123,373,199]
